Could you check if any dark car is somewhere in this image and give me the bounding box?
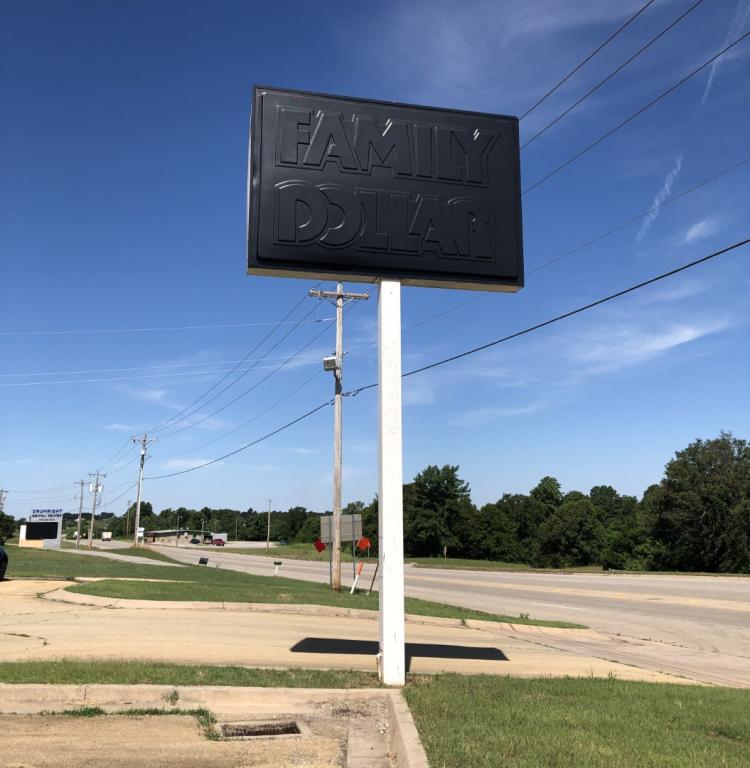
[189,538,200,545]
[0,545,8,580]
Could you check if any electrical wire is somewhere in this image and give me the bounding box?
[344,154,750,356]
[523,30,750,194]
[0,348,335,379]
[145,401,332,479]
[148,287,318,434]
[521,0,707,149]
[154,306,326,437]
[146,237,748,480]
[519,0,657,120]
[157,296,361,444]
[3,483,72,494]
[0,317,332,337]
[97,438,135,472]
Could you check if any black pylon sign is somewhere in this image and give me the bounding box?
[247,86,523,292]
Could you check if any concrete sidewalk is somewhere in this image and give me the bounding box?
[0,579,700,683]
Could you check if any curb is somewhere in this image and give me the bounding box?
[387,689,430,768]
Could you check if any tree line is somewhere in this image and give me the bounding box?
[3,433,746,573]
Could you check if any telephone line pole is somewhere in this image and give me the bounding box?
[132,434,157,546]
[266,498,272,552]
[87,472,105,550]
[309,283,369,591]
[74,480,85,549]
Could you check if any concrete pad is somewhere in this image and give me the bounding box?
[0,580,696,683]
[0,686,423,767]
[1,714,342,768]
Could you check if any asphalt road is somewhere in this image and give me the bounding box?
[156,545,750,687]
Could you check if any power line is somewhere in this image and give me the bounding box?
[399,238,749,378]
[148,288,318,435]
[145,401,332,480]
[97,437,135,472]
[0,350,334,379]
[523,30,750,195]
[0,317,333,337]
[154,308,329,437]
[3,483,72,494]
[146,237,748,481]
[345,154,750,353]
[159,299,361,446]
[521,0,708,149]
[0,362,325,388]
[519,0,657,120]
[170,353,324,456]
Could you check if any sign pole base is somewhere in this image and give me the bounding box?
[377,278,406,686]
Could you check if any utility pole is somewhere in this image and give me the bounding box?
[266,498,272,552]
[87,472,105,550]
[132,434,157,546]
[309,283,368,591]
[74,480,85,550]
[0,489,6,515]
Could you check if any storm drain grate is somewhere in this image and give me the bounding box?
[222,721,301,739]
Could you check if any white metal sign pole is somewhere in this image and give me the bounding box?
[377,278,406,685]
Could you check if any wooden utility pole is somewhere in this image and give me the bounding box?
[132,434,156,546]
[309,283,368,590]
[266,498,272,552]
[87,471,105,550]
[74,480,85,549]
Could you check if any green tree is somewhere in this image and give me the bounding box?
[0,511,16,543]
[538,492,605,567]
[403,465,475,558]
[649,433,750,572]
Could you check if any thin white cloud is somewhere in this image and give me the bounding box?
[569,317,731,374]
[291,447,318,456]
[104,422,138,432]
[638,278,711,304]
[682,217,720,244]
[636,155,683,242]
[701,0,750,105]
[448,402,547,428]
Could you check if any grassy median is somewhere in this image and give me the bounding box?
[3,544,583,628]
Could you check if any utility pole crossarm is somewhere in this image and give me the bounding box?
[308,288,370,302]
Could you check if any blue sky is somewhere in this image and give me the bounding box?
[2,0,748,519]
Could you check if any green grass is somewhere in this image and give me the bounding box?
[3,544,181,580]
[109,546,180,563]
[404,675,750,768]
[39,705,219,738]
[61,542,179,563]
[0,660,380,688]
[5,544,583,628]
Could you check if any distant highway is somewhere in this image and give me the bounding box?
[156,544,750,687]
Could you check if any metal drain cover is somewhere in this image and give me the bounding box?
[222,721,301,739]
